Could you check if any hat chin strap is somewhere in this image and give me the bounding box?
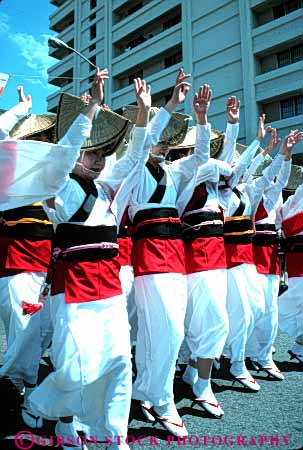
[75,162,101,177]
[149,152,165,163]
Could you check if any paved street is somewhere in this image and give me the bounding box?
[0,318,302,450]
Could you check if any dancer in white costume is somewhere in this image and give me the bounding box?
[276,133,303,365]
[218,115,292,391]
[181,96,240,416]
[130,75,215,437]
[0,88,57,427]
[27,73,156,450]
[244,131,298,380]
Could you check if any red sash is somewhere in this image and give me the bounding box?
[51,258,122,303]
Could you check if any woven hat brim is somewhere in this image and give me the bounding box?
[122,105,190,146]
[57,93,130,154]
[9,114,56,140]
[285,164,303,191]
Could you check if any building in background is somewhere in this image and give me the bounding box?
[48,0,303,148]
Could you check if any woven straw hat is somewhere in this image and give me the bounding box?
[283,154,303,191]
[56,93,130,155]
[122,105,191,146]
[168,125,224,157]
[9,114,56,140]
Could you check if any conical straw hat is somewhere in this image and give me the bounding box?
[56,93,130,154]
[10,114,56,140]
[122,105,191,146]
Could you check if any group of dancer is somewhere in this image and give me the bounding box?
[0,67,302,449]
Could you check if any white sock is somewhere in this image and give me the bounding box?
[231,361,251,378]
[154,402,178,418]
[183,365,198,383]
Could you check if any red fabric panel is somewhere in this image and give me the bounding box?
[282,211,303,238]
[51,257,122,303]
[225,243,254,268]
[132,237,185,276]
[184,237,226,273]
[117,236,132,266]
[0,238,51,276]
[285,253,303,278]
[255,201,268,222]
[253,244,279,275]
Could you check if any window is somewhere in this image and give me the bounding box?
[128,2,143,15]
[163,15,180,31]
[128,69,143,85]
[89,44,96,52]
[277,44,303,67]
[273,0,302,19]
[291,44,303,63]
[281,98,294,118]
[90,0,97,9]
[90,24,96,40]
[280,95,303,119]
[90,55,96,68]
[164,51,182,69]
[90,13,96,21]
[296,95,303,114]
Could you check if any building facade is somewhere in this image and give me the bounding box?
[48,0,303,148]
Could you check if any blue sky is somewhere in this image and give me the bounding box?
[0,0,58,113]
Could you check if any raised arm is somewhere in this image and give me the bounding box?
[101,77,151,192]
[171,83,212,180]
[242,128,281,183]
[218,96,240,163]
[0,86,32,140]
[229,114,272,188]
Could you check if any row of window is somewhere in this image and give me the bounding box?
[280,95,303,119]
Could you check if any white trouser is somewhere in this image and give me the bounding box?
[132,273,187,406]
[119,265,137,346]
[225,264,265,363]
[0,272,52,384]
[28,294,132,440]
[278,277,303,339]
[246,274,279,364]
[185,269,228,360]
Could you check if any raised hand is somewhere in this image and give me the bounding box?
[263,128,281,155]
[175,67,191,85]
[226,96,240,124]
[257,114,272,141]
[17,86,32,110]
[133,78,151,110]
[82,68,109,121]
[280,130,303,160]
[193,84,212,125]
[81,92,92,105]
[90,68,109,105]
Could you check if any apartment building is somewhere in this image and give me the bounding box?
[48,0,303,149]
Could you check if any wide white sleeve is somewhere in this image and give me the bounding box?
[101,126,148,194]
[146,107,171,146]
[229,139,260,188]
[170,123,211,186]
[196,159,232,184]
[0,102,30,140]
[276,183,303,231]
[246,153,284,213]
[242,152,265,184]
[218,122,239,163]
[263,159,291,213]
[0,114,92,210]
[57,113,92,147]
[43,178,86,223]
